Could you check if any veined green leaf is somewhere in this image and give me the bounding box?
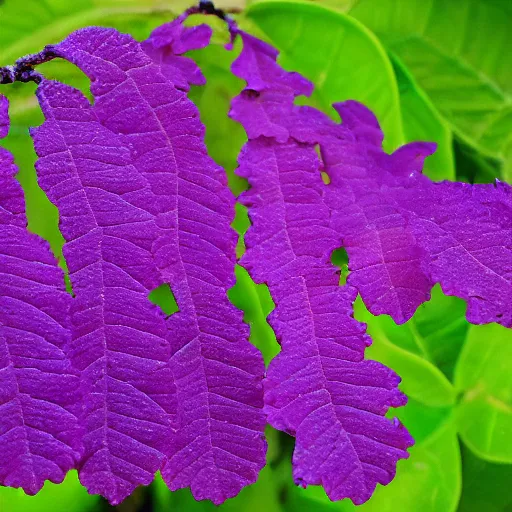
[242,0,404,151]
[391,54,454,181]
[346,0,512,178]
[455,323,512,463]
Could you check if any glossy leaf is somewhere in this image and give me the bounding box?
[455,323,512,463]
[347,0,512,177]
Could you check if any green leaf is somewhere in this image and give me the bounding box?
[0,0,186,66]
[458,443,512,512]
[391,54,455,181]
[243,0,404,152]
[355,286,466,405]
[454,323,512,463]
[346,0,512,178]
[367,285,468,381]
[0,471,98,512]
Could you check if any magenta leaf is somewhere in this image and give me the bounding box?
[0,95,82,494]
[33,25,266,504]
[31,80,176,504]
[230,26,511,501]
[231,30,512,328]
[231,34,413,504]
[142,15,212,91]
[319,104,512,327]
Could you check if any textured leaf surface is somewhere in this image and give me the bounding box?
[305,102,512,326]
[285,416,460,512]
[242,0,404,151]
[0,96,81,494]
[40,25,266,504]
[231,31,413,504]
[32,79,176,504]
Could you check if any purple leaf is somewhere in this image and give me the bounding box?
[142,16,212,91]
[231,30,512,328]
[231,33,413,504]
[0,95,82,494]
[41,26,266,504]
[319,104,512,327]
[31,81,176,504]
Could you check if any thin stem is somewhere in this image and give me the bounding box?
[0,46,56,85]
[0,1,239,87]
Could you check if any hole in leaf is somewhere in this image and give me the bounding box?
[228,265,279,366]
[148,283,179,318]
[331,247,349,285]
[314,144,330,184]
[232,202,250,259]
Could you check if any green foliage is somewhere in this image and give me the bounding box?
[0,0,510,511]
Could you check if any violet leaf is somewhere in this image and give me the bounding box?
[231,32,414,504]
[32,24,267,505]
[0,95,82,494]
[31,79,176,504]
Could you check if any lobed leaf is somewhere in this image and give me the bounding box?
[32,78,176,504]
[0,96,82,494]
[30,21,267,505]
[231,31,413,504]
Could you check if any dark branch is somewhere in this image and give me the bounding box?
[0,46,56,85]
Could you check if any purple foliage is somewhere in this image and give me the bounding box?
[0,96,82,494]
[32,79,176,504]
[0,5,510,507]
[230,32,413,504]
[142,14,212,91]
[30,23,266,504]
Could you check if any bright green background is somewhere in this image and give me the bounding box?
[0,0,511,511]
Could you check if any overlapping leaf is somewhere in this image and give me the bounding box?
[228,16,512,503]
[230,31,413,504]
[29,20,266,504]
[32,78,176,504]
[0,96,82,494]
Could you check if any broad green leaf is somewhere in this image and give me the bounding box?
[391,54,454,181]
[355,289,464,406]
[0,471,98,512]
[284,414,461,512]
[362,285,468,382]
[458,444,512,512]
[243,0,404,151]
[455,323,512,463]
[0,0,186,66]
[346,0,512,178]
